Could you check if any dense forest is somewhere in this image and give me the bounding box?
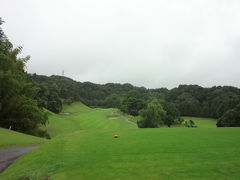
[28,73,240,128]
[28,73,240,119]
[1,17,240,138]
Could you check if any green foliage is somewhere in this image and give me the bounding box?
[136,99,182,128]
[184,119,197,128]
[121,97,146,116]
[28,75,149,110]
[27,74,63,113]
[103,93,121,108]
[120,90,146,116]
[182,116,216,128]
[217,104,240,127]
[175,93,201,116]
[138,99,166,128]
[160,100,181,127]
[0,18,48,137]
[165,85,240,118]
[27,73,240,119]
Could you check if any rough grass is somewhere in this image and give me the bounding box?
[0,128,46,149]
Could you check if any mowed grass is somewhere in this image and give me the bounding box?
[0,128,46,149]
[46,102,135,137]
[1,128,240,180]
[182,116,217,128]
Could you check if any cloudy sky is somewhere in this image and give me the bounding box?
[1,0,240,88]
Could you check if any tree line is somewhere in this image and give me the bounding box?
[28,74,240,127]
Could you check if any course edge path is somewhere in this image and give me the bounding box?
[0,146,38,173]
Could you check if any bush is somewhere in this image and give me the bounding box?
[217,104,240,127]
[184,120,197,128]
[137,99,166,128]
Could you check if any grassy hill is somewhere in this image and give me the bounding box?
[1,103,240,180]
[46,102,135,137]
[0,128,46,149]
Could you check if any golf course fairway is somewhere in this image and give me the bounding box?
[1,103,240,180]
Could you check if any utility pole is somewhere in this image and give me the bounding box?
[62,70,64,76]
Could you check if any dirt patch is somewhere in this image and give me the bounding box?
[60,112,70,115]
[108,117,118,120]
[107,112,120,120]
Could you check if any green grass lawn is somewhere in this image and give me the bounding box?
[46,102,135,137]
[0,128,46,149]
[182,116,217,128]
[1,128,240,180]
[1,103,240,180]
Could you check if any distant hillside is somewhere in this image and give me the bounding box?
[28,73,240,118]
[27,73,148,112]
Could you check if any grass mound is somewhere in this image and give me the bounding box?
[0,128,46,149]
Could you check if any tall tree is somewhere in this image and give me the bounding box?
[120,90,146,116]
[217,104,240,127]
[0,18,48,137]
[160,100,181,127]
[138,99,166,128]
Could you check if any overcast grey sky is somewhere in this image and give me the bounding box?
[1,0,240,88]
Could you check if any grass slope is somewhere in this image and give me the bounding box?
[0,128,46,149]
[1,128,240,180]
[61,102,91,113]
[46,102,135,137]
